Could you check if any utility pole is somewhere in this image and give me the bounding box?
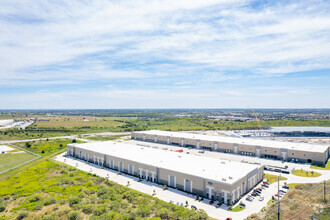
[278,175,280,220]
[324,180,327,203]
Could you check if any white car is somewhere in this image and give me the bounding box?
[259,196,264,201]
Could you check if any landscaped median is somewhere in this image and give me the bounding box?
[293,169,321,177]
[264,173,287,184]
[228,204,246,212]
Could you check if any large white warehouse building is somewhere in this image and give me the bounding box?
[67,141,264,204]
[131,130,329,165]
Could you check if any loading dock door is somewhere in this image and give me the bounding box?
[168,175,176,187]
[184,179,192,192]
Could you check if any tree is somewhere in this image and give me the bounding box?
[25,142,32,148]
[72,139,77,143]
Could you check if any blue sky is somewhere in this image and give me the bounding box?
[0,0,330,109]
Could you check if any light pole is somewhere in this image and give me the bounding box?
[278,175,280,220]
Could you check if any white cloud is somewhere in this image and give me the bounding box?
[0,0,330,108]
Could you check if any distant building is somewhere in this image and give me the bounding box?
[0,119,14,127]
[131,130,329,165]
[67,141,264,204]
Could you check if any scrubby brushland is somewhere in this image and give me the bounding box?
[0,161,209,220]
[247,181,329,220]
[15,139,84,156]
[1,116,330,141]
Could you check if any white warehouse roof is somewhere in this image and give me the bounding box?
[70,141,261,184]
[135,130,329,153]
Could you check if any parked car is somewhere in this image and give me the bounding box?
[239,202,246,207]
[209,200,214,205]
[263,181,270,185]
[282,185,289,189]
[274,194,282,197]
[246,196,253,201]
[198,150,205,153]
[255,189,262,193]
[216,202,222,208]
[262,184,269,188]
[279,190,287,194]
[198,197,204,202]
[191,205,197,210]
[259,196,264,201]
[225,218,232,220]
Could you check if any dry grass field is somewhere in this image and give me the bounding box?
[248,181,330,220]
[34,120,124,129]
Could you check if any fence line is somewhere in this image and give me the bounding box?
[0,144,41,175]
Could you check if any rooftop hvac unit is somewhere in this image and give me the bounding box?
[229,176,233,179]
[222,178,226,181]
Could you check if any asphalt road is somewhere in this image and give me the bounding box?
[0,131,131,145]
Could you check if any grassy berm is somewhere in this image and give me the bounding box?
[0,161,209,220]
[247,181,330,220]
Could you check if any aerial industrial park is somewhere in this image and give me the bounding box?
[1,0,330,219]
[1,109,328,219]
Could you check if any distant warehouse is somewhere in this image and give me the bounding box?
[131,130,329,165]
[67,141,264,204]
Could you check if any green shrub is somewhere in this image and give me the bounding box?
[69,197,81,206]
[156,208,172,219]
[42,215,55,220]
[17,210,28,220]
[0,204,5,212]
[44,198,56,206]
[34,202,43,211]
[82,204,94,214]
[68,211,80,220]
[93,206,108,216]
[97,187,108,196]
[137,205,151,217]
[30,194,42,203]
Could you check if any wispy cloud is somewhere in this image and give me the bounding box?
[0,0,330,108]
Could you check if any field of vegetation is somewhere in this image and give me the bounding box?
[0,136,210,219]
[0,151,37,173]
[1,116,330,141]
[85,135,126,141]
[248,181,329,220]
[15,139,84,156]
[0,161,209,220]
